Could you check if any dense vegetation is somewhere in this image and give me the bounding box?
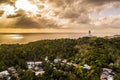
[0,37,120,80]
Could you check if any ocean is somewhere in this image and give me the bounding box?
[0,33,86,44]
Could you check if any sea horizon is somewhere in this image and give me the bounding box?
[0,32,119,44]
[0,33,85,44]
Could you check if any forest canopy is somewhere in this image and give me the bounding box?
[0,37,120,79]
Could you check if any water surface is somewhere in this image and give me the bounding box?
[0,33,85,44]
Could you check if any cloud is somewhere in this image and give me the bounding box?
[0,10,4,16]
[103,15,120,28]
[90,15,120,29]
[45,0,91,24]
[83,0,120,5]
[15,16,40,28]
[0,0,120,31]
[0,0,15,5]
[7,14,21,18]
[6,10,26,18]
[14,15,60,28]
[0,0,9,4]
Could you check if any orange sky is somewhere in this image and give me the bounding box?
[0,0,120,35]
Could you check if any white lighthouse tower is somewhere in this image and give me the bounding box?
[88,30,92,37]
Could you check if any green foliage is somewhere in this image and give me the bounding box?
[0,37,120,79]
[21,69,35,80]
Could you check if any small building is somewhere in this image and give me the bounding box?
[34,66,43,72]
[54,59,61,63]
[0,70,10,79]
[8,67,17,74]
[35,71,45,76]
[35,68,45,76]
[100,68,114,80]
[27,61,42,69]
[27,62,35,69]
[27,61,44,76]
[83,64,91,70]
[35,61,42,66]
[62,59,67,63]
[8,67,19,79]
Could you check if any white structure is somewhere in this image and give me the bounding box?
[35,61,42,65]
[88,30,92,37]
[8,67,17,74]
[35,68,45,76]
[27,61,44,76]
[108,75,114,80]
[53,67,57,70]
[83,64,91,70]
[27,61,42,69]
[34,66,40,71]
[100,68,114,80]
[0,70,10,79]
[67,62,72,66]
[35,71,45,76]
[45,56,48,62]
[62,59,67,63]
[27,62,35,69]
[73,64,78,67]
[54,59,61,63]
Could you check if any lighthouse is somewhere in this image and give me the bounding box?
[88,30,92,37]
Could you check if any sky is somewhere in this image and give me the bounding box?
[0,0,120,35]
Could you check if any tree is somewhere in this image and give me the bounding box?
[21,70,35,80]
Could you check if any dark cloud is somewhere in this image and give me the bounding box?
[7,10,26,18]
[61,9,79,19]
[83,0,120,6]
[0,0,10,4]
[48,0,91,24]
[14,0,120,28]
[15,16,59,28]
[15,16,40,28]
[0,0,15,5]
[49,0,120,25]
[7,14,21,18]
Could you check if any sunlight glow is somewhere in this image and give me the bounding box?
[15,0,38,15]
[7,34,24,40]
[0,4,15,16]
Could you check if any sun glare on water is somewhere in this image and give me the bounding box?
[7,34,24,40]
